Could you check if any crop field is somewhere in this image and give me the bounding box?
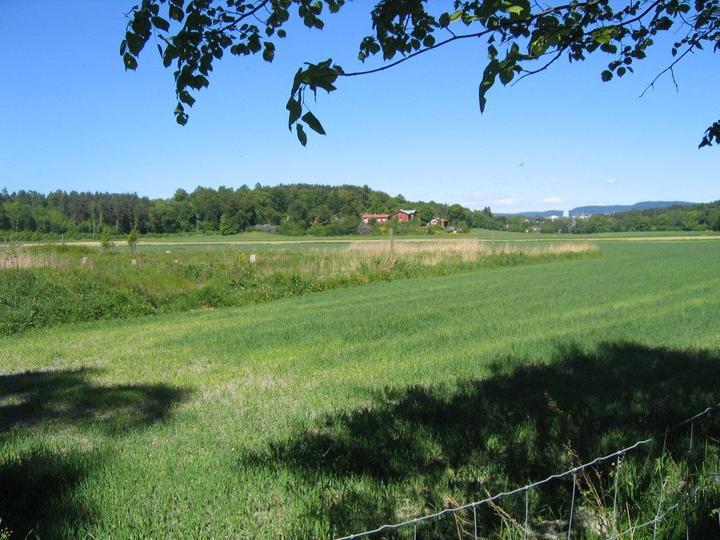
[1,239,720,538]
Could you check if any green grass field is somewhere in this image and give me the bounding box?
[0,241,595,336]
[1,240,719,538]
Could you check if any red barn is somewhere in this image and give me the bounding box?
[389,209,417,222]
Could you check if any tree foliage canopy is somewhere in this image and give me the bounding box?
[0,184,487,237]
[2,186,719,237]
[122,0,719,147]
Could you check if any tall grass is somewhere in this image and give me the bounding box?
[347,239,596,262]
[0,241,597,336]
[0,246,70,270]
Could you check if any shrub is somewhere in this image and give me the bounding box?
[100,230,115,253]
[278,221,305,236]
[127,230,139,252]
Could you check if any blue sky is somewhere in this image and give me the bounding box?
[1,1,718,212]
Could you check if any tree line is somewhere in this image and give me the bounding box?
[3,185,717,238]
[532,203,720,234]
[0,184,504,238]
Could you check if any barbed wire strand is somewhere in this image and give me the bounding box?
[336,400,720,540]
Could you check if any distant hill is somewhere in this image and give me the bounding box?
[507,201,697,218]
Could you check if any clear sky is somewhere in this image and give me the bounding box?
[1,1,718,212]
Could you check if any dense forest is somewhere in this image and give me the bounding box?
[1,184,718,238]
[0,184,502,238]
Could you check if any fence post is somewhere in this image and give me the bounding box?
[567,473,577,540]
[524,489,530,540]
[612,457,622,535]
[653,479,666,540]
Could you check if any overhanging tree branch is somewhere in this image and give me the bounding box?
[121,0,720,148]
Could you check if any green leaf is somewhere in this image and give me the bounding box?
[179,90,195,106]
[478,61,498,113]
[291,68,304,95]
[503,0,530,17]
[262,42,275,62]
[499,67,515,85]
[123,52,138,71]
[169,5,184,21]
[529,37,547,57]
[174,104,188,126]
[163,44,178,67]
[301,111,326,135]
[296,124,308,146]
[151,16,170,32]
[591,27,615,45]
[601,70,613,82]
[126,32,144,55]
[286,97,302,130]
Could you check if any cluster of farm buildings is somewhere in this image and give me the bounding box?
[361,209,449,227]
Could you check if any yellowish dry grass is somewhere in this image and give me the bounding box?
[0,249,71,270]
[347,239,597,261]
[288,240,597,278]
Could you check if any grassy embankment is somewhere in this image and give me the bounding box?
[0,240,596,336]
[0,240,719,538]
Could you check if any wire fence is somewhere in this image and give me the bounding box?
[337,401,720,540]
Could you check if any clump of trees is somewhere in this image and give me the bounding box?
[0,184,506,238]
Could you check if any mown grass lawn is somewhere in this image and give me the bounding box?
[1,241,719,538]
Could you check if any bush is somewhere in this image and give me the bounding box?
[278,221,305,236]
[100,229,115,252]
[127,230,139,252]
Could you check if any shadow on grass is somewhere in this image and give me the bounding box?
[0,368,189,539]
[243,342,720,537]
